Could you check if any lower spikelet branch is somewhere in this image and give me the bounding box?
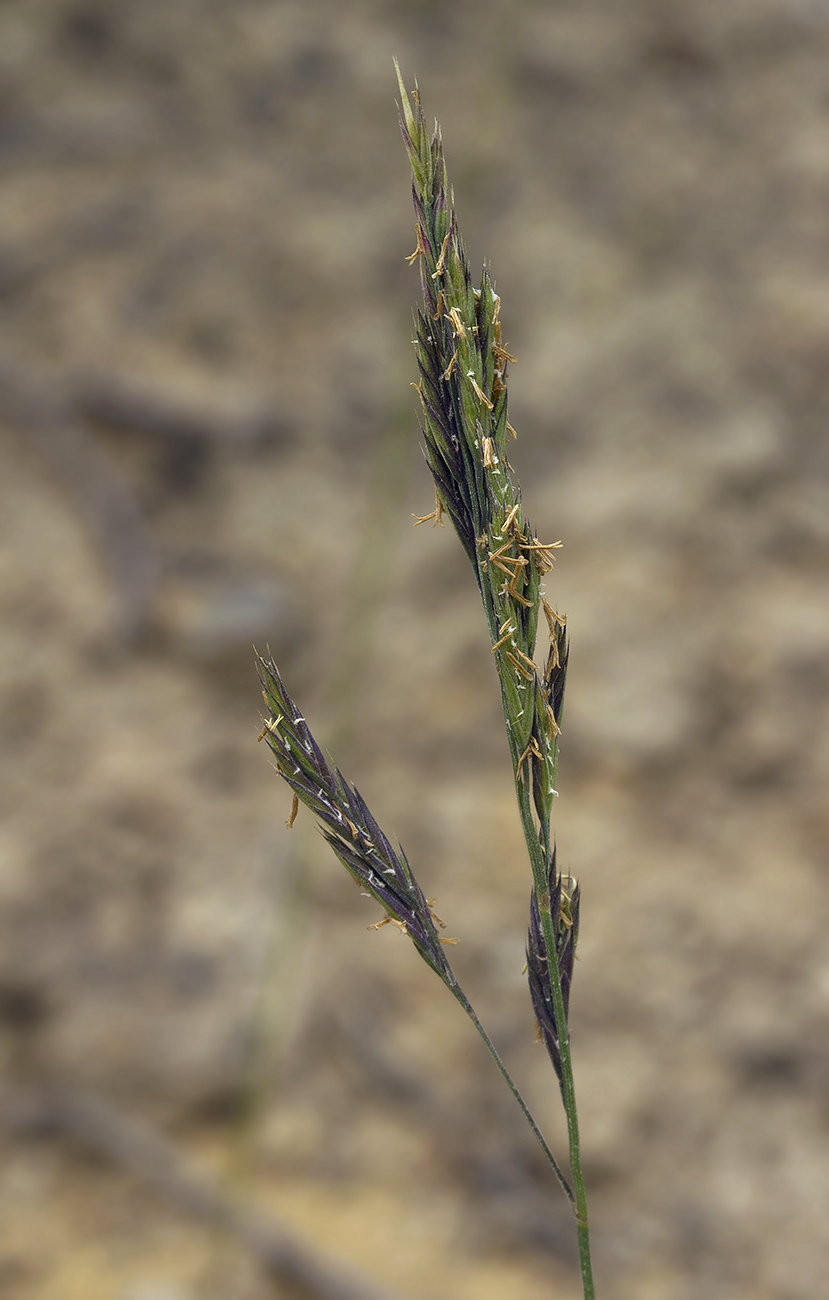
[257,654,454,981]
[526,849,581,1101]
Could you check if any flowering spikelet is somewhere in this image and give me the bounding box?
[526,850,581,1100]
[257,654,455,981]
[396,62,566,824]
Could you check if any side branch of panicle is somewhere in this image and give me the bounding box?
[526,851,581,1100]
[257,654,455,981]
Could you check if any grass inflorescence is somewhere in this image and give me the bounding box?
[257,64,597,1299]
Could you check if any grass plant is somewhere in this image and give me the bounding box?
[257,66,596,1299]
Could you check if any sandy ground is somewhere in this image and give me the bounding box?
[1,2,828,1298]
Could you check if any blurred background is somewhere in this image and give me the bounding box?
[1,1,828,1298]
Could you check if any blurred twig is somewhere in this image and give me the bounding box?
[2,1085,409,1300]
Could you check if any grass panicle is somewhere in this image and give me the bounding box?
[396,64,596,1295]
[257,67,597,1300]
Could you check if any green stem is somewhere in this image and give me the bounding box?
[474,562,596,1294]
[447,981,574,1210]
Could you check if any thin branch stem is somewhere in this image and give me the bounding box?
[447,981,575,1209]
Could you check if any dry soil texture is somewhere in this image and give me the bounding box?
[1,3,828,1299]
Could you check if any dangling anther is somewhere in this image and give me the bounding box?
[468,374,493,410]
[413,487,445,527]
[406,226,428,265]
[431,230,452,278]
[286,794,299,829]
[516,735,543,780]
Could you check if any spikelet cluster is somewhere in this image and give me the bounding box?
[258,654,455,982]
[526,852,581,1098]
[396,62,567,833]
